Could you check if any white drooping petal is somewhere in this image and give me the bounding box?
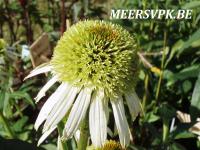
[35,76,58,103]
[37,126,56,146]
[34,83,69,130]
[125,89,142,121]
[74,130,80,142]
[89,89,108,148]
[24,63,52,80]
[43,85,80,132]
[63,87,93,139]
[111,96,130,147]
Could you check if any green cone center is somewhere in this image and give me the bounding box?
[51,20,139,97]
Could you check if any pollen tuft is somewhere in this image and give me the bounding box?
[99,140,125,150]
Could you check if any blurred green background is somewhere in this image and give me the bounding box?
[0,0,200,150]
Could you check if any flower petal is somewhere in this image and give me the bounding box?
[35,76,58,103]
[43,85,80,132]
[63,87,93,139]
[111,96,130,147]
[89,89,108,148]
[24,63,51,80]
[37,126,56,146]
[189,122,200,135]
[57,135,62,150]
[34,83,69,130]
[125,89,142,121]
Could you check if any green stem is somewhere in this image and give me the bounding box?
[0,111,15,138]
[78,114,89,150]
[155,30,167,104]
[142,74,149,113]
[57,122,72,150]
[155,71,163,102]
[162,119,169,143]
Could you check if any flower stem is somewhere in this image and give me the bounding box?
[162,119,169,143]
[57,122,72,150]
[78,113,89,150]
[0,111,15,138]
[142,74,149,114]
[155,30,167,105]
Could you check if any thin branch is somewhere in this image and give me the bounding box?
[138,52,161,75]
[137,52,153,68]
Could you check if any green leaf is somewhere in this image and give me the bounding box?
[42,144,57,150]
[19,79,36,92]
[190,72,200,119]
[165,40,184,67]
[197,140,200,149]
[142,40,164,51]
[182,1,200,9]
[12,116,28,132]
[182,80,192,93]
[171,124,196,140]
[10,91,34,107]
[158,104,176,120]
[0,124,9,137]
[18,131,30,141]
[165,65,200,86]
[0,92,5,110]
[177,28,200,56]
[170,142,186,150]
[3,92,12,118]
[144,112,160,123]
[174,131,195,139]
[191,38,200,48]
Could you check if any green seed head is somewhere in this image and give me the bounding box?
[51,20,139,97]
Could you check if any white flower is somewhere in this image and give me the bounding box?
[25,20,142,148]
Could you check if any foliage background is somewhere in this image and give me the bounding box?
[0,0,200,150]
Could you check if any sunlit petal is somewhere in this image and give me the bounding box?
[37,127,56,146]
[125,89,141,121]
[63,87,93,139]
[111,96,130,147]
[89,89,108,147]
[24,63,51,80]
[35,76,58,103]
[43,85,80,131]
[34,83,69,130]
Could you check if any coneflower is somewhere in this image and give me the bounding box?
[25,20,141,148]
